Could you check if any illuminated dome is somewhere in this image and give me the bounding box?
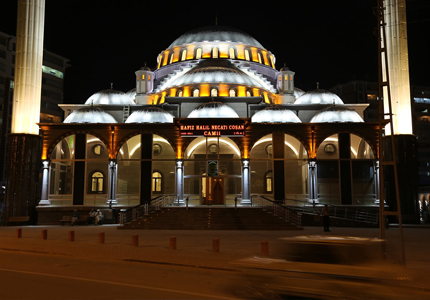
[310,106,364,123]
[126,88,136,103]
[294,89,344,105]
[64,106,118,123]
[252,106,301,123]
[85,88,135,105]
[125,107,174,123]
[157,65,272,92]
[188,102,239,118]
[294,87,305,100]
[169,25,264,48]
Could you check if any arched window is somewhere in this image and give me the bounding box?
[264,171,273,193]
[257,53,262,64]
[211,88,218,97]
[152,171,162,193]
[229,89,236,97]
[193,88,200,97]
[244,49,251,61]
[246,90,252,97]
[195,47,202,59]
[229,47,236,59]
[212,47,219,58]
[169,52,174,64]
[181,49,187,61]
[91,171,104,193]
[177,89,183,97]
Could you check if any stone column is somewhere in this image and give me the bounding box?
[241,159,251,205]
[374,160,380,204]
[108,160,117,206]
[176,160,184,203]
[39,160,50,206]
[308,160,317,203]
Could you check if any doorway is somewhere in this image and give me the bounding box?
[202,176,225,205]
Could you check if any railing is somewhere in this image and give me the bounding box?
[119,194,178,225]
[251,195,302,227]
[293,205,379,224]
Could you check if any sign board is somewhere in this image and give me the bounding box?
[178,119,246,137]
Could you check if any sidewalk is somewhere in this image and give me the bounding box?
[0,225,429,271]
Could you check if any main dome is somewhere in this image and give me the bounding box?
[168,26,264,48]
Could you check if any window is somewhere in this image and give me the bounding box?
[257,53,262,64]
[153,143,162,156]
[42,65,63,79]
[324,144,336,155]
[229,47,236,59]
[212,47,219,58]
[169,52,174,64]
[265,171,273,193]
[208,144,218,154]
[244,49,250,61]
[91,171,104,193]
[181,49,187,61]
[229,89,236,97]
[193,88,200,97]
[265,144,273,157]
[152,172,162,192]
[177,90,183,97]
[141,75,145,80]
[92,144,104,156]
[195,48,202,59]
[211,88,218,97]
[246,90,252,97]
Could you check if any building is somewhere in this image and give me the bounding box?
[32,26,391,224]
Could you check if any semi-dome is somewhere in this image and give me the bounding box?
[85,88,135,105]
[252,106,301,123]
[188,102,239,118]
[158,65,270,92]
[125,107,174,123]
[294,89,344,105]
[310,106,364,123]
[168,25,264,49]
[126,88,136,103]
[294,87,305,100]
[64,106,118,123]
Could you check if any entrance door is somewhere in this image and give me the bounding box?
[202,176,225,205]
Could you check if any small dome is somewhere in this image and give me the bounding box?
[294,87,305,100]
[64,107,117,123]
[310,106,364,123]
[169,25,264,49]
[294,89,344,105]
[85,88,135,105]
[188,102,239,118]
[125,107,174,123]
[126,88,136,103]
[252,106,301,123]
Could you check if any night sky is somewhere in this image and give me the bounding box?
[1,0,428,104]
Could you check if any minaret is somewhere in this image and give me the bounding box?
[276,65,295,104]
[3,0,45,222]
[382,0,413,135]
[135,64,155,105]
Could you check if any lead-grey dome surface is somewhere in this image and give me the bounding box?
[310,106,364,123]
[64,106,118,123]
[169,26,264,49]
[294,89,344,105]
[125,107,174,123]
[188,102,239,118]
[85,89,135,105]
[252,106,302,123]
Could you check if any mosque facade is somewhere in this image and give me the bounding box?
[36,26,383,224]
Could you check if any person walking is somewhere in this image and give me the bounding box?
[321,204,330,232]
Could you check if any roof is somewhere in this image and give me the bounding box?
[294,89,344,105]
[188,101,239,118]
[310,106,364,123]
[85,88,135,105]
[125,107,174,123]
[252,106,302,123]
[63,106,118,123]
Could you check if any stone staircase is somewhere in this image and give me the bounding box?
[118,207,303,230]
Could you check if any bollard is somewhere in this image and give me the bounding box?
[212,238,220,252]
[69,231,75,242]
[132,234,139,247]
[41,229,48,240]
[16,228,22,238]
[170,236,176,250]
[261,241,269,256]
[98,232,105,244]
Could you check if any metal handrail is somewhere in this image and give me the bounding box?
[252,195,302,226]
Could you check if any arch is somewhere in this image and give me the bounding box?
[244,48,251,61]
[229,88,237,97]
[169,52,174,64]
[184,137,241,160]
[246,89,252,97]
[176,89,183,97]
[228,47,236,59]
[250,134,308,159]
[210,87,218,97]
[315,132,376,159]
[257,52,263,64]
[212,47,219,58]
[89,170,105,193]
[195,47,203,59]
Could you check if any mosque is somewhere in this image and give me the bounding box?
[33,25,383,224]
